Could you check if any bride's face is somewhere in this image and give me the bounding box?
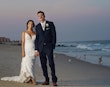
[27,21,33,29]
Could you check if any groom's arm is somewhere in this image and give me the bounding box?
[50,22,56,49]
[35,26,39,51]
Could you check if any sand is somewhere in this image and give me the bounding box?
[0,44,110,87]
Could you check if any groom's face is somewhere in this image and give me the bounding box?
[37,13,45,22]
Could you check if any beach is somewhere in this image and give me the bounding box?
[0,44,110,87]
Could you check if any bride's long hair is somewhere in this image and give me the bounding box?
[26,20,35,30]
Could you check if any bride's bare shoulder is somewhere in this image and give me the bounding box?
[22,31,26,36]
[22,31,27,34]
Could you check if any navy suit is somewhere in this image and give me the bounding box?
[35,21,57,83]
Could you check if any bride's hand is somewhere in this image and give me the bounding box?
[22,53,25,58]
[35,52,39,57]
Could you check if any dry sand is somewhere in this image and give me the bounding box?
[0,44,110,87]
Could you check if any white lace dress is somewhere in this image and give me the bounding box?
[1,33,37,83]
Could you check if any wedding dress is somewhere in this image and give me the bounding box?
[1,32,39,83]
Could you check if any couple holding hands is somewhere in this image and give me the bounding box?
[1,11,58,86]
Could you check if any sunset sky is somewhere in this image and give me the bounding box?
[0,0,110,41]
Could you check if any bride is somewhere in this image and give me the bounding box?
[1,20,39,85]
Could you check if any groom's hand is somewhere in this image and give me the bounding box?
[35,51,39,57]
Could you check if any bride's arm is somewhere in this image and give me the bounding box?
[22,32,25,58]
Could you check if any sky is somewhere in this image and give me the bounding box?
[0,0,110,42]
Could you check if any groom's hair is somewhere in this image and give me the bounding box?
[37,11,45,17]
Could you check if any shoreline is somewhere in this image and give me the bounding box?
[55,51,110,68]
[1,43,110,67]
[55,52,110,69]
[55,40,110,68]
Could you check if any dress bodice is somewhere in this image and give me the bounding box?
[25,33,36,56]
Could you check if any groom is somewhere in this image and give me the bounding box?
[35,11,57,86]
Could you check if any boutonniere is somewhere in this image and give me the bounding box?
[45,23,50,30]
[46,23,49,27]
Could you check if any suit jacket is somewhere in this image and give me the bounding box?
[35,21,56,52]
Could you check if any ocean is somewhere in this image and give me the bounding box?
[55,40,110,67]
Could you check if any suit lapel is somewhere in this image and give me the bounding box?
[37,23,45,37]
[38,23,44,34]
[44,21,48,32]
[44,21,48,31]
[39,21,47,32]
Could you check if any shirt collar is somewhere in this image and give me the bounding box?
[40,20,46,24]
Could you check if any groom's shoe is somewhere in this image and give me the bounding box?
[42,81,49,85]
[53,82,58,86]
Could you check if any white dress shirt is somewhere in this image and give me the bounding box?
[40,21,46,31]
